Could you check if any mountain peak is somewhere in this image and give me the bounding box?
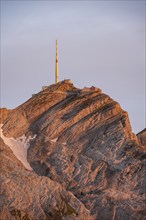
[0,80,145,220]
[41,79,76,93]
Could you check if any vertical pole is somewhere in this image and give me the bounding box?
[55,40,59,83]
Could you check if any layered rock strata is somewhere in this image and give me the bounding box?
[1,80,145,220]
[0,138,93,220]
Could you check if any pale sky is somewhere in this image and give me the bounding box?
[1,0,145,133]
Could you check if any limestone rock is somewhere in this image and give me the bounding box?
[0,138,93,220]
[0,108,12,124]
[0,80,145,220]
[137,129,146,146]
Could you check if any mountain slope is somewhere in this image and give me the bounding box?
[0,137,93,220]
[1,80,145,220]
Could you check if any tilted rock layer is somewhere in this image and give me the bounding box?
[0,80,146,220]
[0,138,92,220]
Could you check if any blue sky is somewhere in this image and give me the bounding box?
[1,0,145,133]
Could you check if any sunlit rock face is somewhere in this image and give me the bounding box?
[1,80,145,220]
[0,108,12,124]
[0,138,93,220]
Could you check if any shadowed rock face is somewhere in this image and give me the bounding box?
[137,129,146,146]
[1,80,146,220]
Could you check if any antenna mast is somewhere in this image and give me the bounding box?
[55,40,59,83]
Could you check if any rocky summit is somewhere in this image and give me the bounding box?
[0,80,145,220]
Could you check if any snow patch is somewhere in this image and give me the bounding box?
[51,138,58,143]
[0,125,36,170]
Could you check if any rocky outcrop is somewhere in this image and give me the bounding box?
[137,129,146,146]
[0,80,145,220]
[0,108,12,124]
[0,138,93,220]
[1,81,78,138]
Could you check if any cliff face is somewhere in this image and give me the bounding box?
[0,108,12,124]
[0,80,145,220]
[137,129,146,146]
[0,138,92,220]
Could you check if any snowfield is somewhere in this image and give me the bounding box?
[0,124,36,170]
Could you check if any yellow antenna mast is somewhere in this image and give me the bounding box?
[55,40,59,83]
